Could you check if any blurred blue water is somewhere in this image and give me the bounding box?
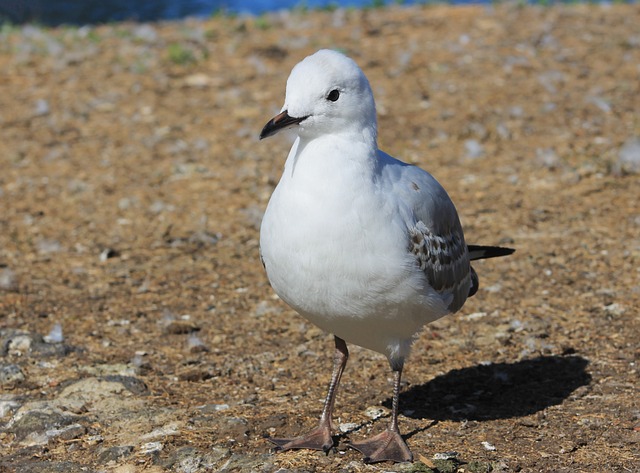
[0,0,489,25]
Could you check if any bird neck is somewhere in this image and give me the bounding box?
[285,128,379,183]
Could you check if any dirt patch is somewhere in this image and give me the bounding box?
[1,4,639,472]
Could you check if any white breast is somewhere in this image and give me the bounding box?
[259,137,450,359]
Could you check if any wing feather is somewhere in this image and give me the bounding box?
[408,221,471,312]
[378,152,473,312]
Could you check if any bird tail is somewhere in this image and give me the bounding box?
[467,245,515,261]
[466,245,514,298]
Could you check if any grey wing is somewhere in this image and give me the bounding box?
[378,151,473,312]
[408,221,472,312]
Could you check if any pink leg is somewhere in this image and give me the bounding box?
[270,336,349,453]
[349,362,413,463]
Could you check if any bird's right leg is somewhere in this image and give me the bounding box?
[349,360,413,463]
[270,336,349,453]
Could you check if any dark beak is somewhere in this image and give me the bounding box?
[259,110,308,140]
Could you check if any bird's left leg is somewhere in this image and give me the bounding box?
[349,360,413,463]
[269,336,349,453]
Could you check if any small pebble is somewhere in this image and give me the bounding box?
[339,422,359,433]
[7,334,34,355]
[139,441,163,454]
[464,139,484,159]
[37,238,62,254]
[615,137,640,174]
[604,303,625,316]
[44,323,64,344]
[465,312,488,320]
[0,268,18,290]
[0,364,26,385]
[34,99,50,116]
[433,451,458,460]
[364,406,388,420]
[481,441,497,451]
[187,333,209,353]
[0,398,21,418]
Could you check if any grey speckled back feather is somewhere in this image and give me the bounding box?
[377,152,473,313]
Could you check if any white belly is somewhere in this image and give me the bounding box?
[259,173,449,359]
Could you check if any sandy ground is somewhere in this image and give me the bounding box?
[0,3,639,472]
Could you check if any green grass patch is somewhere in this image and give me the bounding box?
[167,43,197,65]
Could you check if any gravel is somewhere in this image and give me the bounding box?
[1,3,639,472]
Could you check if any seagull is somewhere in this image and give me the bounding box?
[259,49,514,464]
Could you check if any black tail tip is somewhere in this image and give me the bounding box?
[468,245,515,260]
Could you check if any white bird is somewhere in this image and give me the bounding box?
[259,49,513,464]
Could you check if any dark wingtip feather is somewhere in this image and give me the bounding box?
[467,245,515,261]
[468,266,479,297]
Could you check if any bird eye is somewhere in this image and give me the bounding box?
[326,89,340,102]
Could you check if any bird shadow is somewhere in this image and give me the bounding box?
[384,355,591,422]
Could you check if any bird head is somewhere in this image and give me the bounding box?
[260,49,377,143]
